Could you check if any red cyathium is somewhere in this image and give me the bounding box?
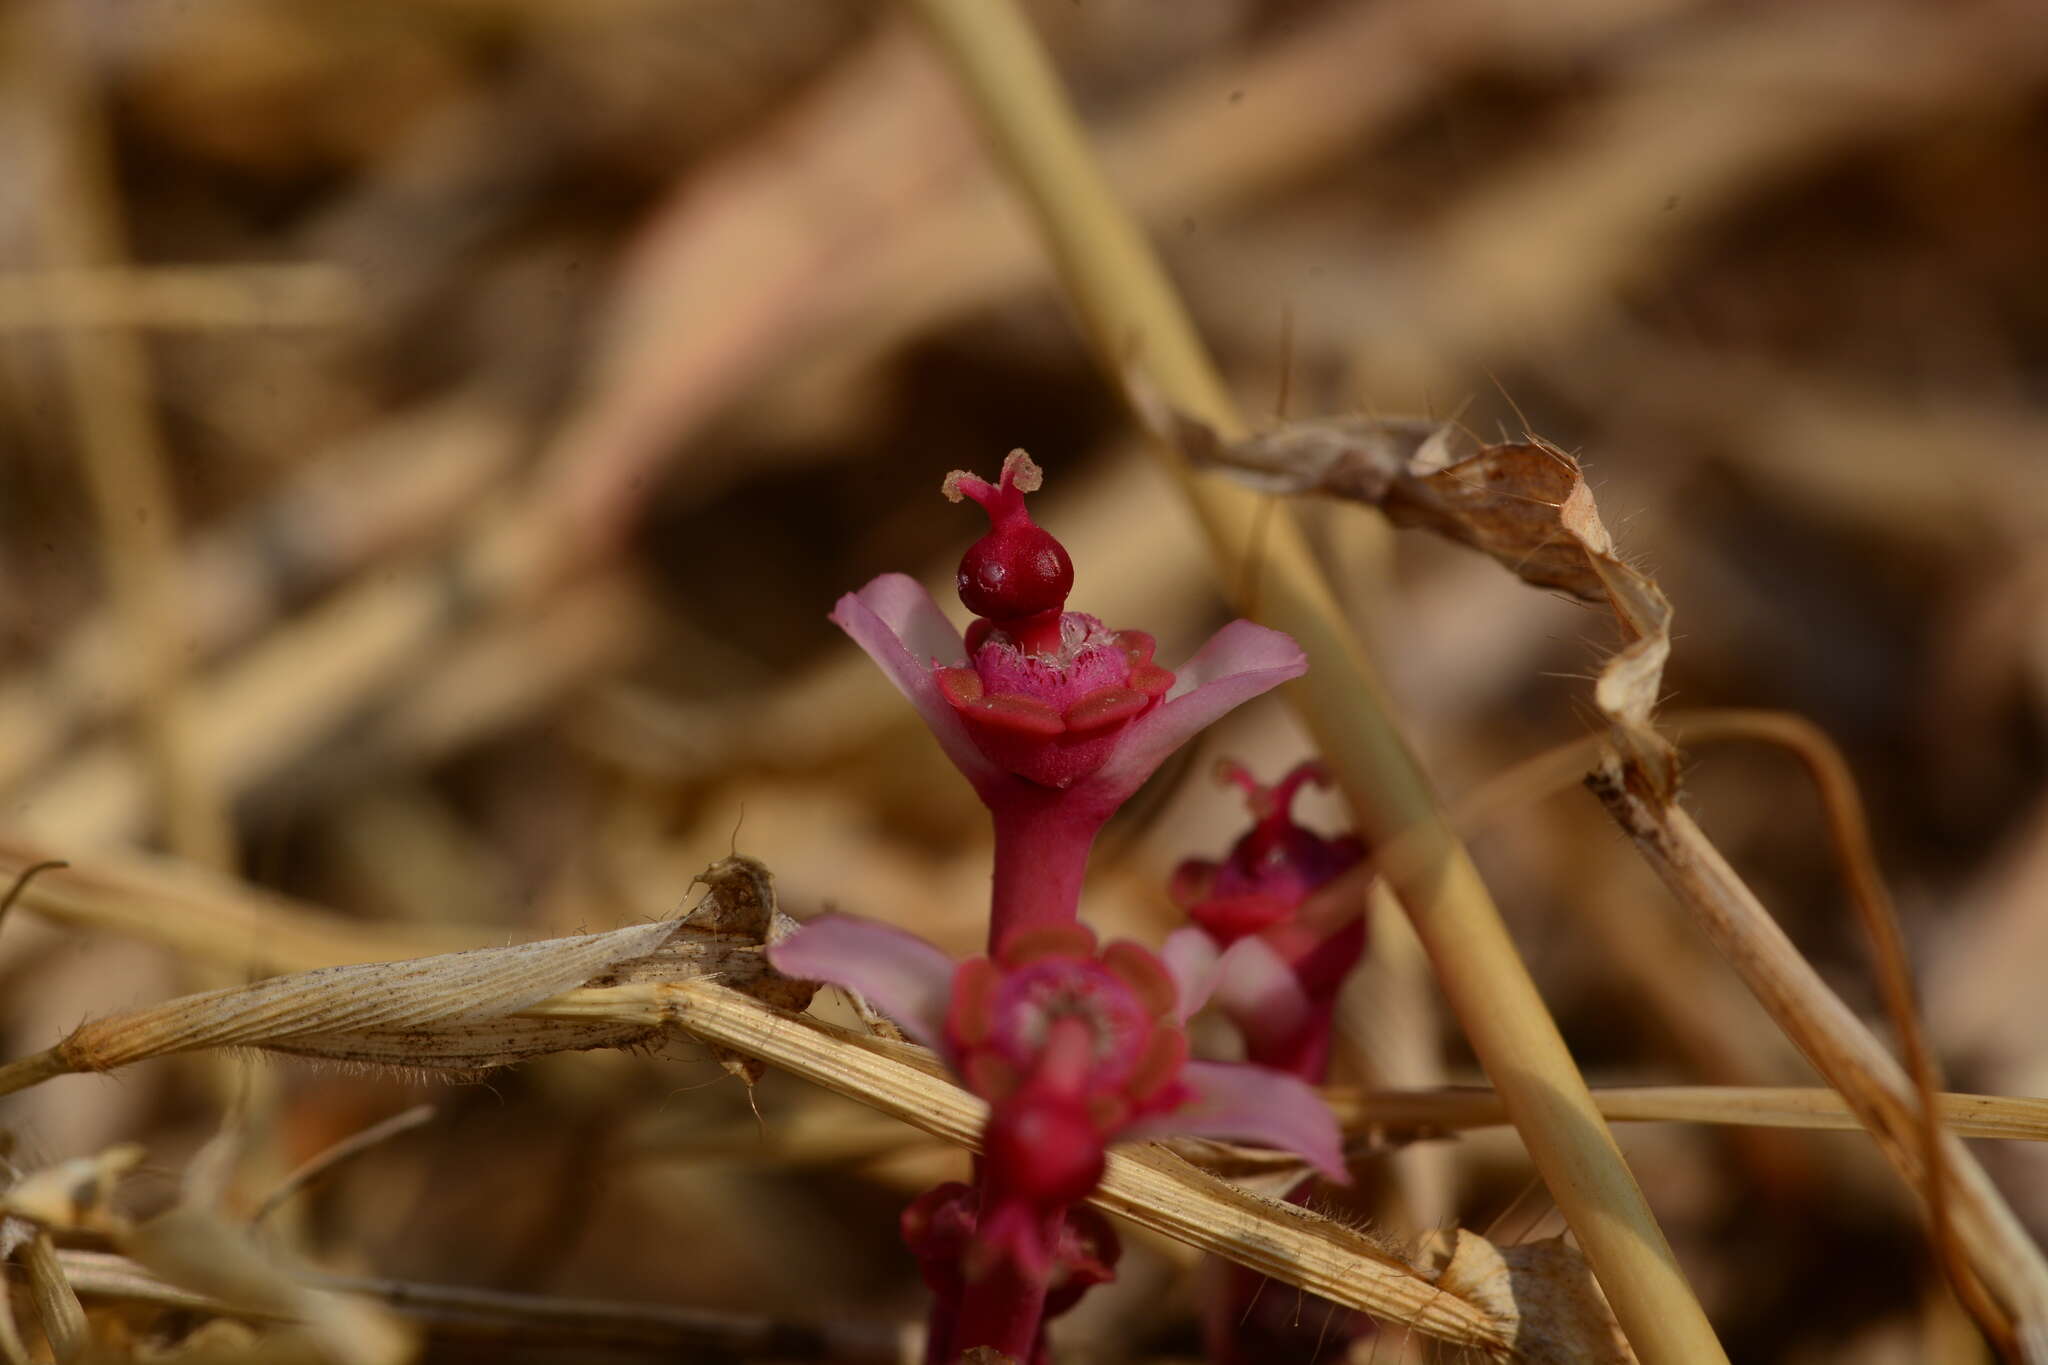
[1168,759,1368,1081]
[937,453,1171,789]
[830,450,1306,948]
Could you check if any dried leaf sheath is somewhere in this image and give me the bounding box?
[52,856,812,1077]
[1178,418,1679,795]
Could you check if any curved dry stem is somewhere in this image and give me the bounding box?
[1663,709,1971,1331]
[896,1,1724,1359]
[1591,762,2048,1358]
[0,1049,72,1101]
[1448,707,1977,1334]
[0,861,65,938]
[250,1105,436,1227]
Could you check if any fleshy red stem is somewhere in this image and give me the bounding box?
[923,1291,962,1364]
[984,786,1114,949]
[950,1214,1058,1362]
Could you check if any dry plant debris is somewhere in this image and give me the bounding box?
[1183,406,2048,1354]
[3,857,809,1086]
[4,0,2048,1359]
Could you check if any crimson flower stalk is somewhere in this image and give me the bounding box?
[830,450,1305,950]
[903,1184,1118,1365]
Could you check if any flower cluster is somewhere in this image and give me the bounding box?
[1168,760,1368,1079]
[771,451,1346,1362]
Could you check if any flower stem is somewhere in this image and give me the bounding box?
[951,1220,1056,1363]
[986,787,1111,949]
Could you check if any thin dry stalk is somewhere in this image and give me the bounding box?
[49,1250,900,1363]
[898,2,1724,1360]
[0,843,475,976]
[20,1232,84,1364]
[1330,1086,2048,1143]
[1591,766,2048,1359]
[303,1271,903,1361]
[526,979,1520,1357]
[18,0,232,871]
[0,264,360,330]
[251,1106,435,1227]
[1455,710,1959,1173]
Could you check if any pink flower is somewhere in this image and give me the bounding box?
[1166,761,1369,1080]
[831,451,1307,946]
[768,914,1347,1277]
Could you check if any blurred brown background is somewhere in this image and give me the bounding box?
[2,0,2046,1360]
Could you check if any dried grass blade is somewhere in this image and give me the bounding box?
[525,979,1517,1357]
[20,1231,85,1364]
[1330,1086,2048,1142]
[45,1249,283,1321]
[53,919,681,1076]
[0,1216,39,1365]
[0,856,810,1090]
[49,1249,899,1363]
[0,841,478,975]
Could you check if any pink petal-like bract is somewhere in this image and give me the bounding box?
[1208,934,1315,1059]
[1086,620,1307,807]
[1159,926,1223,1023]
[829,574,1002,792]
[1121,1059,1349,1183]
[766,913,958,1055]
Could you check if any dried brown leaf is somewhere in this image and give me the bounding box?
[1182,414,1679,794]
